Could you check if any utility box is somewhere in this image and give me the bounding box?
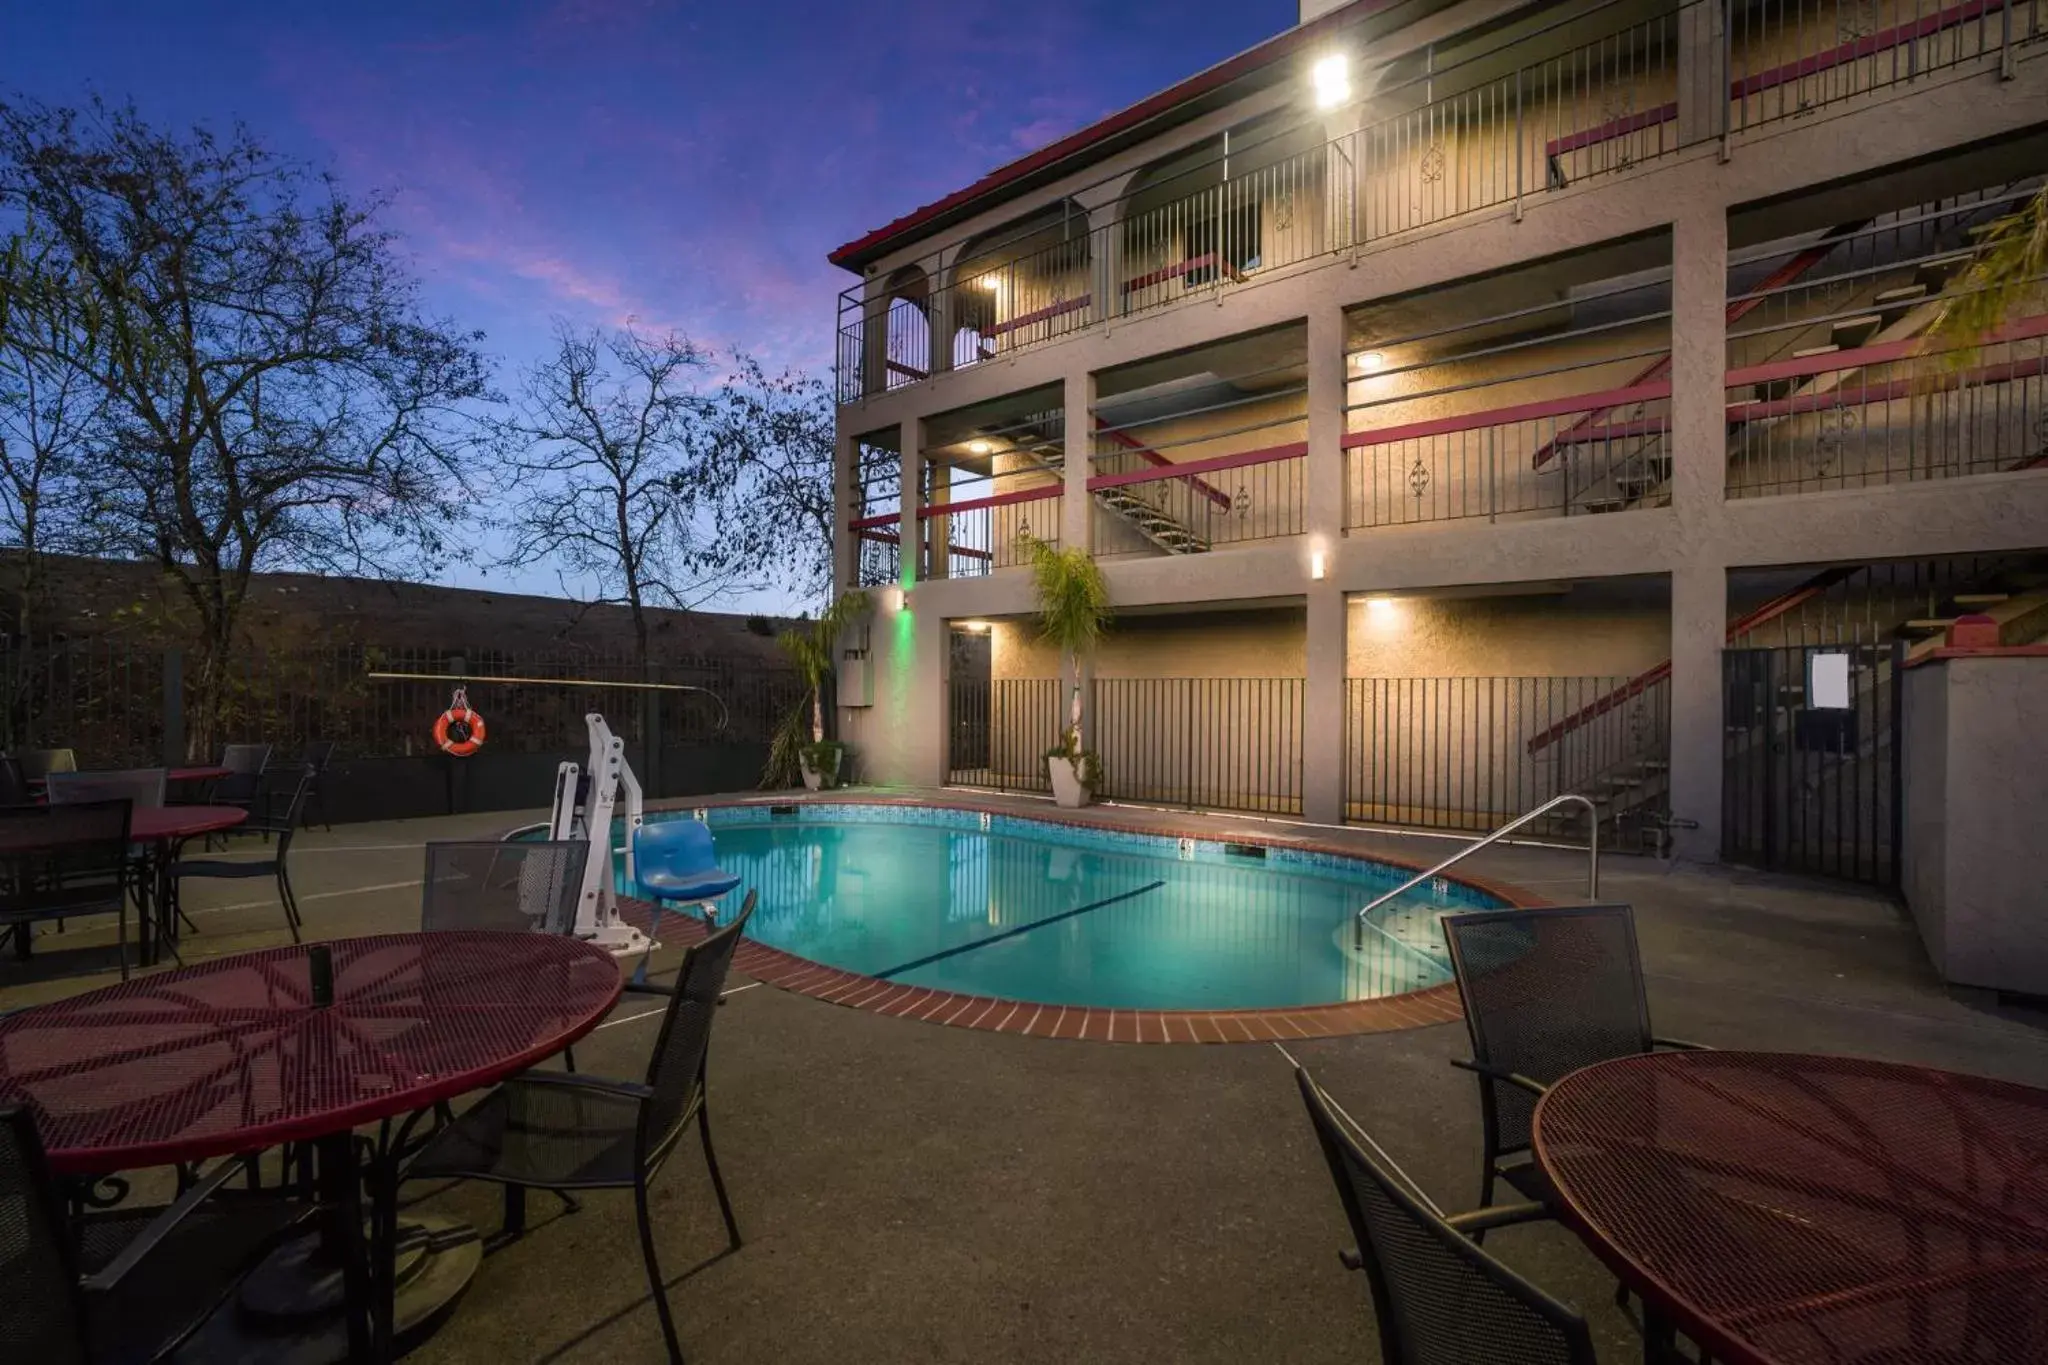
[837,618,873,708]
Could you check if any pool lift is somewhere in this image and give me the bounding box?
[547,712,655,957]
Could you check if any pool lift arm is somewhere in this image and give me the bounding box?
[548,712,656,957]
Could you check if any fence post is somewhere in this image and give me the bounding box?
[162,649,185,765]
[642,660,665,800]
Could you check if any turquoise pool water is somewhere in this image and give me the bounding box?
[618,806,1505,1011]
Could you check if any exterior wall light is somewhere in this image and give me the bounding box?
[956,619,993,632]
[968,439,992,454]
[1353,350,1386,372]
[884,585,904,613]
[1312,54,1350,110]
[977,275,1000,291]
[1310,550,1327,580]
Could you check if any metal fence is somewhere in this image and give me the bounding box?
[0,636,804,769]
[946,676,1062,793]
[1092,677,1304,815]
[1722,641,1902,886]
[1344,673,1672,847]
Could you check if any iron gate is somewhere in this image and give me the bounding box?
[1722,642,1903,887]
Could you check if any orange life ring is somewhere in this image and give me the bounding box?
[434,686,486,757]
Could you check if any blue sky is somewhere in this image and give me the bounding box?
[1,0,1294,610]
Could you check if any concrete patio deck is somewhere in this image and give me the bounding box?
[4,789,2044,1364]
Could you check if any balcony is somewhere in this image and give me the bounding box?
[835,0,2044,405]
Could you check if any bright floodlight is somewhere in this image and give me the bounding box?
[1313,54,1350,110]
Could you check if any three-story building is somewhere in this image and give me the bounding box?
[827,0,2048,879]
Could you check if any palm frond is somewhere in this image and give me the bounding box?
[1924,184,2048,370]
[1025,535,1111,662]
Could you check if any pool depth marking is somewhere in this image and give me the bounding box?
[871,880,1168,981]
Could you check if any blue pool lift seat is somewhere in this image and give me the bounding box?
[633,819,742,919]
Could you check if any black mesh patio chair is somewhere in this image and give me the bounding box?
[169,766,315,943]
[212,742,272,814]
[1440,904,1705,1223]
[1294,1067,1597,1365]
[420,839,591,936]
[0,801,136,975]
[17,748,77,780]
[404,892,757,1364]
[46,769,167,810]
[420,838,592,1068]
[0,1105,310,1365]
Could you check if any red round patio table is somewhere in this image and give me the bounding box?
[1533,1050,2048,1365]
[0,931,624,1360]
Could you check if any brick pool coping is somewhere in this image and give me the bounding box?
[615,792,1551,1044]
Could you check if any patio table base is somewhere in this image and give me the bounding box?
[186,1213,483,1364]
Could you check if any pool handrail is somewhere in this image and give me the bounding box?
[1354,793,1599,926]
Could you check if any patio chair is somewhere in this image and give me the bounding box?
[213,742,273,810]
[419,839,591,936]
[16,748,77,780]
[419,838,593,1072]
[168,766,315,943]
[1294,1067,1597,1365]
[0,802,136,974]
[403,893,756,1365]
[1440,904,1705,1224]
[0,1105,310,1365]
[45,769,167,810]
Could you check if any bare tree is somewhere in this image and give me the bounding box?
[0,98,494,751]
[700,357,837,605]
[0,221,103,634]
[492,322,750,662]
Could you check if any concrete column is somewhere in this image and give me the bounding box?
[1061,368,1095,554]
[1669,564,1726,861]
[1667,207,1730,861]
[899,417,924,588]
[1676,0,1729,148]
[929,243,964,375]
[832,430,859,597]
[1303,300,1348,824]
[926,461,951,581]
[860,276,890,401]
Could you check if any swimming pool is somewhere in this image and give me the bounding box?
[617,804,1505,1012]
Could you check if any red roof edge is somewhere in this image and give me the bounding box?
[827,0,1397,273]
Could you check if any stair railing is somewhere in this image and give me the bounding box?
[1355,793,1599,928]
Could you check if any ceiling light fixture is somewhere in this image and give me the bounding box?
[1312,54,1351,111]
[1354,350,1386,372]
[968,439,992,454]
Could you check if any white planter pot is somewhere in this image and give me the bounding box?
[800,750,842,791]
[1047,755,1092,809]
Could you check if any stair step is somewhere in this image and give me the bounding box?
[1901,618,1955,634]
[1580,498,1628,514]
[1830,314,1882,348]
[1791,344,1841,359]
[1952,593,2010,605]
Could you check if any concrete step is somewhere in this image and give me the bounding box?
[1830,314,1883,349]
[1873,284,1928,326]
[1952,593,2010,606]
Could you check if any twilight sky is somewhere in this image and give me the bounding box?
[1,0,1294,609]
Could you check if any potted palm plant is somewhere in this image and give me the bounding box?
[1024,535,1110,808]
[766,590,868,791]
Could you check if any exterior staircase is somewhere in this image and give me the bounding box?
[1001,412,1212,555]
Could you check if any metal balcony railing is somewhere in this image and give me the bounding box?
[832,0,2044,404]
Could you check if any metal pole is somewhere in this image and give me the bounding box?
[162,648,185,765]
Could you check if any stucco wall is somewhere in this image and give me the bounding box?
[1901,654,2048,996]
[1344,589,1668,677]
